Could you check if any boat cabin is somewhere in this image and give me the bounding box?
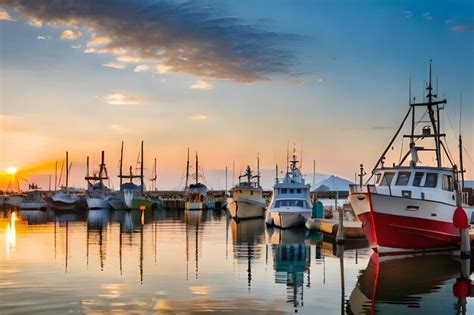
[371,166,456,205]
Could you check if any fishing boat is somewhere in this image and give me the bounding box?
[50,151,83,209]
[184,150,208,210]
[85,151,112,209]
[118,141,154,210]
[349,61,474,255]
[228,158,265,221]
[266,149,312,228]
[20,184,48,210]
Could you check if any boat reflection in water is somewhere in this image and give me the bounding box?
[348,253,471,314]
[231,218,265,288]
[266,227,311,311]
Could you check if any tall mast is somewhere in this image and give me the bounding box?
[86,156,90,183]
[426,60,441,167]
[257,155,260,188]
[459,91,465,189]
[119,141,124,190]
[195,152,199,185]
[185,148,190,189]
[100,150,105,186]
[55,161,58,191]
[140,141,144,191]
[65,151,69,189]
[225,166,228,191]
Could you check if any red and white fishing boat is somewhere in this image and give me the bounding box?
[349,62,473,255]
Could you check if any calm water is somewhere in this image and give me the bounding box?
[0,207,472,314]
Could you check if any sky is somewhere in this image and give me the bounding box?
[0,0,473,190]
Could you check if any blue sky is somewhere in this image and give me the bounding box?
[0,0,472,189]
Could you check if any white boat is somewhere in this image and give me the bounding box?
[51,189,82,209]
[50,151,83,209]
[85,151,112,209]
[184,150,208,211]
[107,193,127,210]
[20,190,48,210]
[228,161,265,221]
[349,62,474,255]
[266,150,312,228]
[5,193,26,207]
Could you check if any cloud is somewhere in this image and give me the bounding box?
[60,29,82,40]
[190,80,213,90]
[403,10,413,18]
[103,92,146,105]
[423,12,432,20]
[451,24,473,32]
[37,35,45,40]
[134,64,150,72]
[107,124,130,134]
[2,0,298,82]
[0,10,13,21]
[188,114,208,120]
[103,62,126,70]
[70,44,81,49]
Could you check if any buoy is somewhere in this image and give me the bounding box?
[453,278,471,298]
[453,207,471,259]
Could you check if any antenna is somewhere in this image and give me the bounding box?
[195,151,199,185]
[257,154,260,188]
[140,141,144,191]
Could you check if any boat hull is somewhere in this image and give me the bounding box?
[265,208,311,229]
[5,195,25,207]
[86,197,111,209]
[20,202,48,210]
[185,201,205,211]
[228,198,265,220]
[349,190,469,255]
[108,199,127,210]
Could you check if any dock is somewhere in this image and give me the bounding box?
[305,218,366,239]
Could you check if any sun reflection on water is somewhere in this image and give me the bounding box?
[5,211,17,257]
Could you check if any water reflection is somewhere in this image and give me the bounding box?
[347,253,470,314]
[231,219,265,289]
[0,206,471,314]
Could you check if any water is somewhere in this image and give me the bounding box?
[0,207,472,314]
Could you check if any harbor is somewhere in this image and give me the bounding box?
[1,0,473,314]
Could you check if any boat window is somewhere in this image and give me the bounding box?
[395,172,411,186]
[442,175,453,191]
[281,189,288,194]
[424,173,438,188]
[379,172,395,186]
[375,173,382,184]
[297,189,302,194]
[289,189,295,194]
[412,172,424,187]
[274,200,309,208]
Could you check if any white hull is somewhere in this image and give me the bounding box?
[5,195,25,207]
[108,199,127,210]
[20,202,48,210]
[123,191,134,209]
[86,197,111,209]
[266,208,311,229]
[185,201,205,211]
[228,198,265,220]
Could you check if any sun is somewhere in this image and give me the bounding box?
[6,167,17,175]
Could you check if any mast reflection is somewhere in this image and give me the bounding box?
[231,218,265,289]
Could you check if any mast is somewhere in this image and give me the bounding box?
[119,141,124,190]
[99,150,106,186]
[185,148,190,189]
[140,141,144,191]
[195,152,199,185]
[225,166,228,191]
[55,161,58,191]
[257,155,260,187]
[65,151,69,189]
[86,156,90,188]
[459,135,465,189]
[275,164,279,184]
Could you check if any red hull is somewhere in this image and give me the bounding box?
[358,197,460,254]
